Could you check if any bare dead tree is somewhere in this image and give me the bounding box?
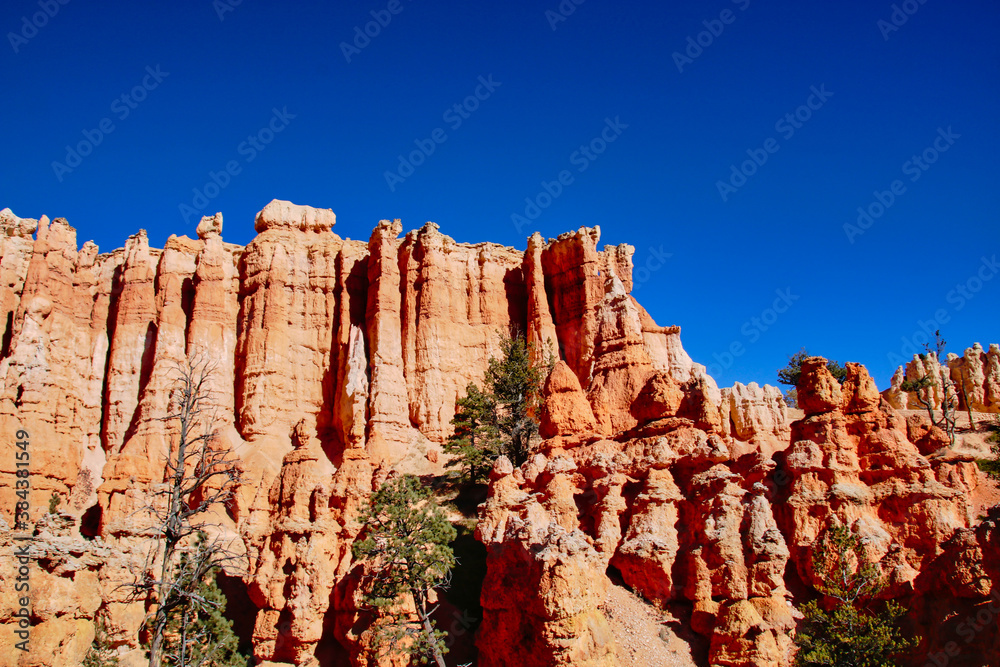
[122,352,245,667]
[901,331,958,447]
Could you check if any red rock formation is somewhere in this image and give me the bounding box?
[883,344,1000,413]
[539,360,598,439]
[718,381,789,456]
[0,201,997,667]
[781,358,995,664]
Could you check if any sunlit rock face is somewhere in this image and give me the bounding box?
[0,201,996,667]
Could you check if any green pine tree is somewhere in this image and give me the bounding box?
[487,333,545,466]
[156,536,250,667]
[794,525,916,667]
[352,475,457,667]
[444,382,502,483]
[445,332,547,477]
[977,416,1000,485]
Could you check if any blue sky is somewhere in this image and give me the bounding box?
[2,0,997,390]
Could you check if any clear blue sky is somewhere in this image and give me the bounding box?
[2,0,997,390]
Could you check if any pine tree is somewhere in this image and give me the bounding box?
[978,416,1000,485]
[487,333,545,466]
[159,536,248,667]
[352,475,457,667]
[794,525,916,667]
[443,383,501,483]
[778,348,848,387]
[445,333,546,477]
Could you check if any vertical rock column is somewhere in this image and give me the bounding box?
[0,217,108,523]
[188,213,240,422]
[0,209,37,355]
[102,231,158,455]
[365,219,415,464]
[524,232,558,363]
[331,241,370,451]
[540,227,604,388]
[236,200,341,450]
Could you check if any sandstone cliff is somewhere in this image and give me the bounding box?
[0,201,996,667]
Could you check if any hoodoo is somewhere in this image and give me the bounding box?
[0,201,997,666]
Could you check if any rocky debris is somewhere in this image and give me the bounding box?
[602,582,699,667]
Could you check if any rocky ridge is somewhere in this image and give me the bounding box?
[0,201,996,667]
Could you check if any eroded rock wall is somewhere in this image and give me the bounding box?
[0,200,995,667]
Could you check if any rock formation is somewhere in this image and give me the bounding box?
[0,200,996,667]
[884,345,1000,414]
